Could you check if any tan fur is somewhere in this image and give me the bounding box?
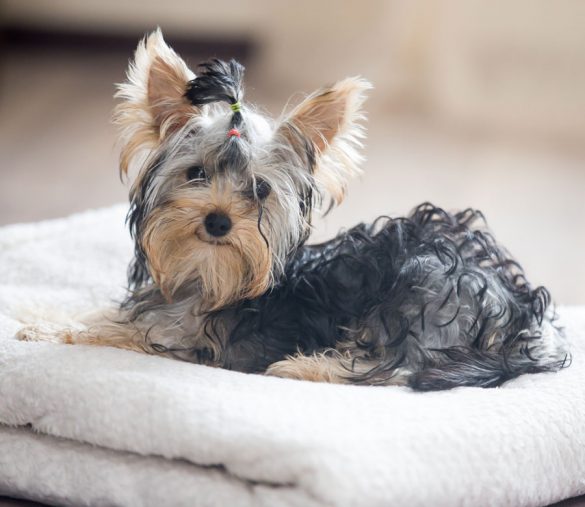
[17,311,149,353]
[267,350,410,386]
[142,180,272,309]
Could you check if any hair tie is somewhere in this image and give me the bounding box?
[227,128,241,138]
[230,102,242,113]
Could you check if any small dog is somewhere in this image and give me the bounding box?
[19,29,569,390]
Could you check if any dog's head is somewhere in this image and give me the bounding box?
[115,29,370,309]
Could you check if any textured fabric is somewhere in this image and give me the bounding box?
[0,206,583,507]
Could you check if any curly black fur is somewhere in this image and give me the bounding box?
[196,203,567,390]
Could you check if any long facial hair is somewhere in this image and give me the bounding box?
[140,181,273,309]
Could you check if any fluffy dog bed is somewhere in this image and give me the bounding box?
[0,205,583,507]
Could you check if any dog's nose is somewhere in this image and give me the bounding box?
[204,212,232,237]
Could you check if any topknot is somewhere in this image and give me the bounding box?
[186,59,248,171]
[185,59,245,109]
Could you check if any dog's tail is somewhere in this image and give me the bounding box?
[407,344,569,391]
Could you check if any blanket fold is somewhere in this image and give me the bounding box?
[0,206,584,507]
[0,424,319,507]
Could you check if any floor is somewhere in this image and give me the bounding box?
[1,46,584,309]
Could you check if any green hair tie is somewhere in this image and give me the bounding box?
[230,102,242,113]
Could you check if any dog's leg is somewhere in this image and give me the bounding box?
[266,353,349,382]
[266,352,411,386]
[16,309,148,353]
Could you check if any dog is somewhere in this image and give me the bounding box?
[18,29,569,390]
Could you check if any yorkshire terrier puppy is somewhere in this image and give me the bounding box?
[18,29,569,390]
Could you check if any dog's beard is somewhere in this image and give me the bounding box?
[141,197,272,309]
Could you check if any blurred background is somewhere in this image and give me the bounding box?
[0,0,584,304]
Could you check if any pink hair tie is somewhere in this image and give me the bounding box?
[227,128,241,138]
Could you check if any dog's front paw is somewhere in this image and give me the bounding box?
[16,323,75,344]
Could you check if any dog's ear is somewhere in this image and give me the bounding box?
[276,78,371,205]
[114,28,199,175]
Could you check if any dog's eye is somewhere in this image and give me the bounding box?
[254,178,271,200]
[187,165,206,183]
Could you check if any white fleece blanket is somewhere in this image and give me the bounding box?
[0,205,584,507]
